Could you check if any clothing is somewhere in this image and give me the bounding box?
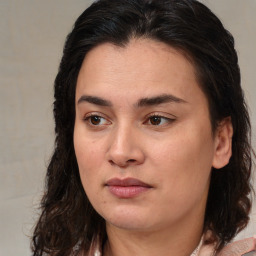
[197,236,256,256]
[86,235,256,256]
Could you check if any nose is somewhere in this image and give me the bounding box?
[107,125,145,168]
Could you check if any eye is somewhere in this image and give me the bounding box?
[145,115,175,126]
[84,114,111,126]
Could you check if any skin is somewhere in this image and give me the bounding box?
[74,38,233,256]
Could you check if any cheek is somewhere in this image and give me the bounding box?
[74,127,105,189]
[150,124,214,193]
[74,133,111,216]
[74,139,107,211]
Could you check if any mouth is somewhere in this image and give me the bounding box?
[105,178,153,198]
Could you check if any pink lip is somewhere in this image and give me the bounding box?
[105,178,152,198]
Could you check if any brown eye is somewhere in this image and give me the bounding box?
[149,116,162,125]
[145,115,175,126]
[84,114,111,127]
[90,116,102,125]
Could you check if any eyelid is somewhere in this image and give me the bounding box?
[146,112,176,120]
[83,112,107,119]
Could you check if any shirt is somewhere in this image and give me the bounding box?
[85,235,256,256]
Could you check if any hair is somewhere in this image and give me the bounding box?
[31,0,254,255]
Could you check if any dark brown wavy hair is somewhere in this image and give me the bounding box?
[31,0,254,255]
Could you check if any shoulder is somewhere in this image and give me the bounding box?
[198,236,256,256]
[217,236,256,256]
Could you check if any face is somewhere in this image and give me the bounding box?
[74,39,221,233]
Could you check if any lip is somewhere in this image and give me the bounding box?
[105,178,152,198]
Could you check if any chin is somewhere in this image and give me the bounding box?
[100,206,157,231]
[107,217,152,231]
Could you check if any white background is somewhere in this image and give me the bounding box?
[0,0,255,255]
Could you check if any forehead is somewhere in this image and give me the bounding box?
[76,38,207,108]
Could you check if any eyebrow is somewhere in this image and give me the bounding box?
[77,94,186,107]
[77,95,112,107]
[136,94,187,107]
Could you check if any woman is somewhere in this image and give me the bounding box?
[31,0,255,255]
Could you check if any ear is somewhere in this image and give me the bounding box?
[212,117,233,169]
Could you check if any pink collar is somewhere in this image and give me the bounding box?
[86,234,256,256]
[197,235,256,256]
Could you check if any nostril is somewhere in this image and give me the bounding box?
[109,160,115,166]
[108,159,136,167]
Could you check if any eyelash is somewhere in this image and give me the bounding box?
[83,113,175,127]
[83,113,111,126]
[144,114,175,126]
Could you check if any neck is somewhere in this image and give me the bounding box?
[104,215,204,256]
